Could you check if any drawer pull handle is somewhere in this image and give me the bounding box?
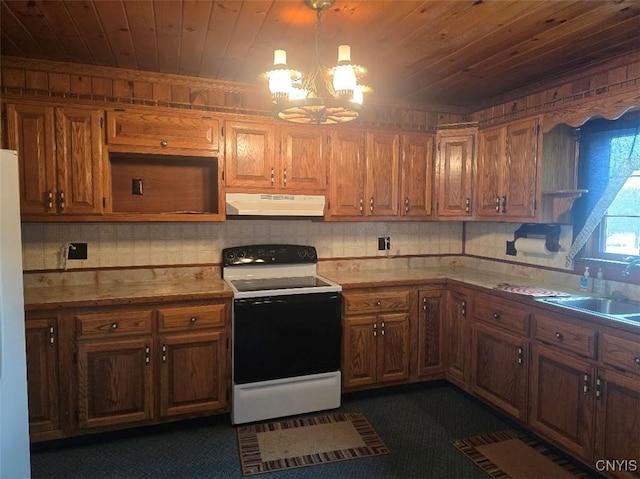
[190,316,197,322]
[555,332,563,340]
[111,322,118,330]
[635,357,640,366]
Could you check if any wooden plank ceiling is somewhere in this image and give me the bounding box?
[1,0,639,107]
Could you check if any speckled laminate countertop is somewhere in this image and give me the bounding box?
[24,278,233,311]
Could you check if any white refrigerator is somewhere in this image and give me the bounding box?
[0,149,31,478]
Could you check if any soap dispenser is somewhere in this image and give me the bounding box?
[593,267,606,295]
[579,266,591,292]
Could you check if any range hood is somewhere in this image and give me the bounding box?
[225,193,326,217]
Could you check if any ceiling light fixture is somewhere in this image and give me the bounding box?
[261,0,370,125]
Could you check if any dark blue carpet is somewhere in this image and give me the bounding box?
[30,384,525,479]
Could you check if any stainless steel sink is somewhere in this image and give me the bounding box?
[537,296,640,322]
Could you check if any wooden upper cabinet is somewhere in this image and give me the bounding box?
[5,103,56,216]
[476,126,505,219]
[477,117,539,221]
[224,120,328,193]
[6,102,104,217]
[436,127,476,220]
[327,129,365,217]
[224,120,276,190]
[106,109,220,153]
[503,118,538,218]
[366,131,399,217]
[55,107,104,215]
[400,133,435,218]
[279,126,328,192]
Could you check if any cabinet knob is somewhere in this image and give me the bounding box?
[190,316,197,322]
[493,313,500,320]
[111,322,118,329]
[634,357,640,366]
[555,332,563,340]
[376,300,382,306]
[160,140,168,147]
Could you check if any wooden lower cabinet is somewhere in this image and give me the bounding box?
[417,289,444,378]
[529,343,595,461]
[25,299,231,439]
[342,289,412,390]
[158,331,227,418]
[472,322,528,421]
[77,336,154,429]
[25,315,61,439]
[444,289,469,388]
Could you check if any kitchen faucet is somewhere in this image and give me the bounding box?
[622,256,640,276]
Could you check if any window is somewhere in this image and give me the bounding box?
[601,168,640,256]
[573,112,640,262]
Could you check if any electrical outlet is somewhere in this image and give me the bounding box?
[68,242,88,260]
[378,237,391,250]
[132,178,143,195]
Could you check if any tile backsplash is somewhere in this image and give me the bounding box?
[20,220,464,271]
[465,222,573,270]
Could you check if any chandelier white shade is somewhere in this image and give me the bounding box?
[261,0,370,125]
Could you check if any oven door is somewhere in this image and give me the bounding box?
[233,292,341,385]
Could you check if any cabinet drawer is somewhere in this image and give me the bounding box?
[107,110,220,151]
[534,314,596,358]
[76,310,153,338]
[600,332,640,375]
[473,296,530,336]
[343,291,410,315]
[157,304,226,331]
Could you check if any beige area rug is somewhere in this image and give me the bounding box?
[453,430,598,479]
[236,412,389,475]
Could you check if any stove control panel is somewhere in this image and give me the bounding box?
[223,244,317,266]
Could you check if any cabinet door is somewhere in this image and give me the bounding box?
[472,322,528,421]
[280,126,328,192]
[77,337,154,429]
[529,344,595,461]
[377,313,411,383]
[594,369,640,479]
[400,133,434,218]
[55,107,104,214]
[476,127,504,219]
[418,289,444,377]
[224,120,276,190]
[445,290,469,388]
[436,130,475,219]
[342,315,377,389]
[5,103,56,215]
[25,318,60,436]
[328,129,365,217]
[158,331,227,418]
[366,131,399,216]
[107,110,220,152]
[503,118,538,219]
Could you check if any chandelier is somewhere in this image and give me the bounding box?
[261,0,370,125]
